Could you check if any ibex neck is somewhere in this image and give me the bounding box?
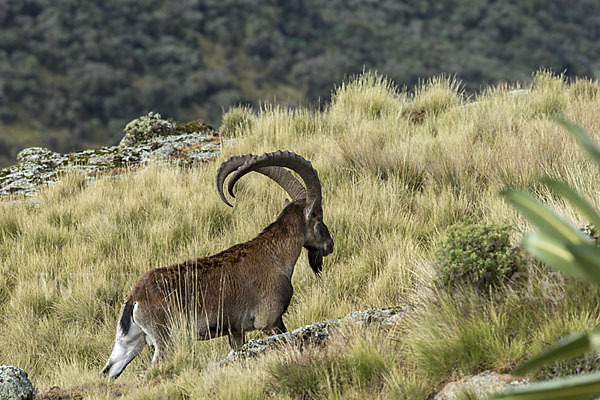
[254,202,306,279]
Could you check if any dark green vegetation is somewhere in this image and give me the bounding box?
[435,221,524,290]
[1,0,600,166]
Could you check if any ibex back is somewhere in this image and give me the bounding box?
[102,151,334,378]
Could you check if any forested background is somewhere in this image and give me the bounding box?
[0,0,599,166]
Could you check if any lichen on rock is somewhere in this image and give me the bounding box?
[0,114,220,198]
[580,223,599,245]
[120,112,218,147]
[0,365,34,400]
[16,147,60,164]
[176,120,216,136]
[220,306,411,365]
[120,112,178,146]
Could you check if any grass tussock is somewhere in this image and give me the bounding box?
[2,69,600,398]
[219,105,257,137]
[411,74,464,117]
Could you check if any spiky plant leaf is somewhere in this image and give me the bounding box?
[520,233,593,280]
[496,371,600,400]
[514,332,600,375]
[543,178,600,231]
[502,190,584,246]
[555,117,600,169]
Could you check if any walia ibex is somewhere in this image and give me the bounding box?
[102,151,334,378]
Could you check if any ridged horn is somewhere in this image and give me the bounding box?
[216,154,306,207]
[227,151,322,212]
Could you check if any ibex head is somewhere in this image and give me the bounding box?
[216,151,334,274]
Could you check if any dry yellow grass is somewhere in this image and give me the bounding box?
[2,70,600,398]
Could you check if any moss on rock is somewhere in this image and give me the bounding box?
[0,114,220,198]
[120,112,217,147]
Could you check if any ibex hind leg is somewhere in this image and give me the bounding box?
[225,331,245,359]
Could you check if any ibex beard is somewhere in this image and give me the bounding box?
[102,151,334,378]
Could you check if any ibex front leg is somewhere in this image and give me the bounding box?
[228,331,245,351]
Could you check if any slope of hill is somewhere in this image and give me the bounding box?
[1,70,600,398]
[1,0,600,166]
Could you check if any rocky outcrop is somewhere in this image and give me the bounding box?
[0,365,34,400]
[119,112,215,147]
[221,306,411,364]
[0,113,220,197]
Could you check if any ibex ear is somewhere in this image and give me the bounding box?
[304,198,317,222]
[283,198,291,207]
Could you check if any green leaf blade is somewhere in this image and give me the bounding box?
[568,244,600,282]
[514,332,596,375]
[521,233,591,281]
[502,189,584,246]
[496,370,600,400]
[543,178,600,232]
[555,117,600,169]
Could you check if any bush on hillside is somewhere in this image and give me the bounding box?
[435,220,524,290]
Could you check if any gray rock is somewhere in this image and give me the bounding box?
[344,307,406,327]
[16,147,59,164]
[434,371,528,400]
[0,365,34,400]
[0,114,220,198]
[119,112,178,147]
[221,306,411,364]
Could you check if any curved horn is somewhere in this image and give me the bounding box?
[227,151,322,212]
[216,154,306,207]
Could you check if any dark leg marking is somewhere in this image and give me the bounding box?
[119,302,134,336]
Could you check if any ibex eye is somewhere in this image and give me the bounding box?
[318,224,325,236]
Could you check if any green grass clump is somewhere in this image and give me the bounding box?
[434,220,524,290]
[528,69,568,117]
[329,70,403,121]
[264,326,402,399]
[411,75,463,117]
[219,105,257,137]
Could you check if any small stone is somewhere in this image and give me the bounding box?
[0,365,34,400]
[434,371,528,400]
[507,89,529,97]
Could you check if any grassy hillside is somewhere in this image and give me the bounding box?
[2,0,600,167]
[3,70,600,398]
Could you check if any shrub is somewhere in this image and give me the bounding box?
[435,220,523,290]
